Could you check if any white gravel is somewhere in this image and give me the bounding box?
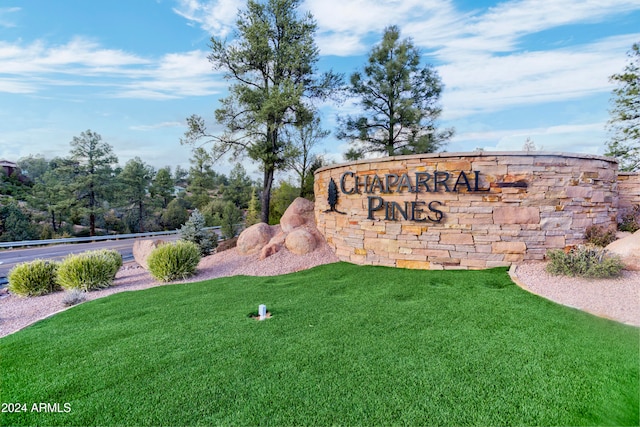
[511,262,639,327]
[1,245,638,338]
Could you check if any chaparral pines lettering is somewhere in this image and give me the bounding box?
[339,170,487,222]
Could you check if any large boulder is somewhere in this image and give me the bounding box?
[285,228,317,255]
[605,229,640,271]
[280,197,316,233]
[237,222,274,255]
[133,239,166,270]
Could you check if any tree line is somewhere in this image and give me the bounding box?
[0,130,306,242]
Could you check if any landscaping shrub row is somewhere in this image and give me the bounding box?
[8,241,203,297]
[8,249,123,297]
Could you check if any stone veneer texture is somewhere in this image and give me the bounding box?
[617,172,640,220]
[314,152,621,270]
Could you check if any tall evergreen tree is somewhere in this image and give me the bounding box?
[150,166,175,209]
[119,157,154,232]
[606,42,640,172]
[222,163,253,209]
[187,147,216,209]
[66,130,118,236]
[338,25,453,158]
[182,0,341,224]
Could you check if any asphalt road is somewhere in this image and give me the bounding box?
[0,235,181,279]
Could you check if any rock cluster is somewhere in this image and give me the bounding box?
[236,197,323,259]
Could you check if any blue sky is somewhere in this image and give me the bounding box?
[1,0,639,179]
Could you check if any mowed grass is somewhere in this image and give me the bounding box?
[1,263,638,426]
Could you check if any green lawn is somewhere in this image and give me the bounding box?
[1,263,638,426]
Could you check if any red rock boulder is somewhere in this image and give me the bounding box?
[605,229,640,271]
[285,228,317,255]
[237,222,274,255]
[133,239,166,270]
[280,197,316,233]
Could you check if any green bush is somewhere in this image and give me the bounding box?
[584,225,617,247]
[546,245,625,278]
[147,240,201,282]
[8,259,59,297]
[57,249,123,291]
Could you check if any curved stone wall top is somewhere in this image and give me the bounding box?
[315,151,618,174]
[314,151,619,270]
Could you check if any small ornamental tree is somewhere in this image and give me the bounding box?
[221,202,243,240]
[245,188,261,226]
[180,209,217,256]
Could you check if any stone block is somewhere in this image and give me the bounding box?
[565,186,593,199]
[540,215,572,230]
[493,206,540,224]
[492,241,527,254]
[461,258,488,268]
[397,259,430,269]
[402,225,429,235]
[440,233,474,245]
[438,160,471,171]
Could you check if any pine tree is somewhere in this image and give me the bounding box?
[606,43,640,172]
[180,209,217,255]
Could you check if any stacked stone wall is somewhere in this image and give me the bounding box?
[617,172,640,220]
[314,152,619,270]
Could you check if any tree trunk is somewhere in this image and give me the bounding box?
[261,166,275,224]
[50,210,57,233]
[138,201,145,232]
[89,212,96,236]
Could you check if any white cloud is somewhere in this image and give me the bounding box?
[0,38,149,75]
[0,38,224,99]
[463,0,640,54]
[305,0,462,56]
[439,34,640,119]
[173,0,242,37]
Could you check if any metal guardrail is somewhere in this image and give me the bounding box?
[0,227,222,249]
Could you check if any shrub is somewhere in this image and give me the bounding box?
[584,225,617,247]
[61,289,87,307]
[181,209,218,256]
[546,245,624,278]
[147,240,201,282]
[57,249,123,291]
[8,259,59,297]
[618,205,640,233]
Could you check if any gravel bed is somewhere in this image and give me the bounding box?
[512,262,639,327]
[1,247,637,338]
